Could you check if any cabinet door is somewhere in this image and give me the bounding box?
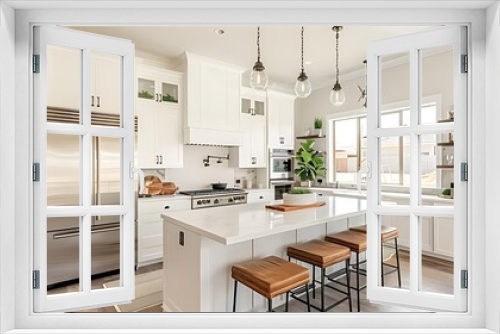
[279,98,295,149]
[159,80,180,105]
[251,116,267,168]
[239,113,253,167]
[199,63,227,131]
[94,54,121,114]
[155,107,183,168]
[137,76,158,107]
[267,97,281,148]
[226,70,241,131]
[136,107,157,168]
[46,45,81,110]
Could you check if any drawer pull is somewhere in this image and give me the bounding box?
[164,206,170,210]
[259,196,264,200]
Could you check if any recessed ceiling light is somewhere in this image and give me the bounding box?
[214,29,225,35]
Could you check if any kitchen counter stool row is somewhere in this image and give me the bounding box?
[231,224,401,312]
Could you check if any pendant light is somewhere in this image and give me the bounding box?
[329,26,346,107]
[358,59,367,108]
[295,26,312,98]
[250,26,269,90]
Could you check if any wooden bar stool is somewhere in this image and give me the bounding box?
[325,230,366,312]
[232,256,311,312]
[287,239,352,312]
[349,224,402,288]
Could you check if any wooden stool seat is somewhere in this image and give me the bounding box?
[232,256,309,299]
[287,240,350,268]
[349,224,399,243]
[325,230,367,252]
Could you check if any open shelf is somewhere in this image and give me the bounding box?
[296,135,326,139]
[436,165,454,169]
[437,118,454,123]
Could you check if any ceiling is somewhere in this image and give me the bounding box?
[70,25,434,89]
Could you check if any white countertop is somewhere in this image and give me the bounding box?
[138,194,190,202]
[162,196,366,245]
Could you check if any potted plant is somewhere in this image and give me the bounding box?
[283,187,317,206]
[294,139,326,187]
[314,116,323,136]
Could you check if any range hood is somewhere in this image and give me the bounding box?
[184,127,243,147]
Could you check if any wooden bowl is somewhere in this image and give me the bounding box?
[144,175,162,195]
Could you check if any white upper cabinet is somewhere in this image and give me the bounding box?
[267,90,296,150]
[180,52,244,146]
[136,65,183,169]
[231,87,267,168]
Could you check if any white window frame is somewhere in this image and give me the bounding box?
[326,95,443,194]
[1,3,493,334]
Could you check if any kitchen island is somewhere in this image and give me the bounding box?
[161,196,367,312]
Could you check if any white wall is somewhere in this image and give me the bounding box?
[0,2,16,332]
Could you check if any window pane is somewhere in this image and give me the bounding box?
[380,136,410,187]
[47,218,81,295]
[92,217,121,291]
[91,137,121,208]
[161,82,179,103]
[421,45,454,124]
[421,133,454,193]
[46,45,81,122]
[92,52,121,127]
[138,78,155,100]
[379,215,410,290]
[381,52,409,128]
[360,117,367,171]
[420,215,454,295]
[47,134,80,206]
[335,119,358,183]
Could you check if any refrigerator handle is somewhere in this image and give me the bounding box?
[129,162,145,195]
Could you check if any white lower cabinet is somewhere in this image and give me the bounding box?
[137,197,190,268]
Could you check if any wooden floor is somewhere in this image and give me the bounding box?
[48,251,453,313]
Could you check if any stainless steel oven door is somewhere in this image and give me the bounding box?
[270,180,295,200]
[270,156,293,179]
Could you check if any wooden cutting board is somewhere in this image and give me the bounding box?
[265,202,326,212]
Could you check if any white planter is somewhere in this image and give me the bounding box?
[282,193,317,206]
[314,128,323,137]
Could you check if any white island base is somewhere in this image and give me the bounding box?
[162,197,367,312]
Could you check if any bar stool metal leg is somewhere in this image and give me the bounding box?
[285,291,290,312]
[268,298,273,312]
[356,252,360,312]
[233,280,238,312]
[312,264,316,299]
[346,259,352,312]
[395,237,402,288]
[381,241,385,287]
[305,283,311,312]
[321,268,325,311]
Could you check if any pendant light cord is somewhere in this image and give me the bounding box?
[257,26,261,63]
[335,29,340,84]
[301,26,304,73]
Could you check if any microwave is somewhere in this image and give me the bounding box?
[270,149,294,180]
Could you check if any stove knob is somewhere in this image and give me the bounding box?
[214,199,219,204]
[202,200,207,204]
[207,199,211,204]
[228,198,234,203]
[197,200,202,205]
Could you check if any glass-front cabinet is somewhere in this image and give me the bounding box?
[137,68,181,106]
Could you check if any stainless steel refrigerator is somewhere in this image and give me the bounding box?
[46,108,137,286]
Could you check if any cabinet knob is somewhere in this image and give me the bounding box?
[164,206,170,210]
[259,196,263,200]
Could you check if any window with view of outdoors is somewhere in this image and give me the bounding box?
[331,103,447,190]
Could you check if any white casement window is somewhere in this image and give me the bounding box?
[329,98,451,195]
[364,26,467,311]
[33,26,139,312]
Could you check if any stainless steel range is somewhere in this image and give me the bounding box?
[179,188,248,209]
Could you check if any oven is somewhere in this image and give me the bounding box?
[270,180,295,200]
[270,149,294,180]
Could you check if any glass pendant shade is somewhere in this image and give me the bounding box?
[295,72,312,98]
[250,62,269,90]
[329,82,346,107]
